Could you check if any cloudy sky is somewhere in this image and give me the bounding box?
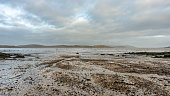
[0,0,170,47]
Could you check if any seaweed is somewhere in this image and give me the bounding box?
[0,52,10,58]
[0,52,25,59]
[125,52,170,58]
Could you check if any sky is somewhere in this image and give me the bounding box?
[0,0,170,47]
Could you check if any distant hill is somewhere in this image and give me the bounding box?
[0,44,135,48]
[0,45,20,48]
[111,45,136,48]
[0,44,112,48]
[18,44,46,48]
[93,45,112,48]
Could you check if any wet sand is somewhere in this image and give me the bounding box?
[0,48,170,96]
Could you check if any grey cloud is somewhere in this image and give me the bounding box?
[0,0,170,47]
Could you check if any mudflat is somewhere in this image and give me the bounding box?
[0,48,169,96]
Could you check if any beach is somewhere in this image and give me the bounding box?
[0,48,169,96]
